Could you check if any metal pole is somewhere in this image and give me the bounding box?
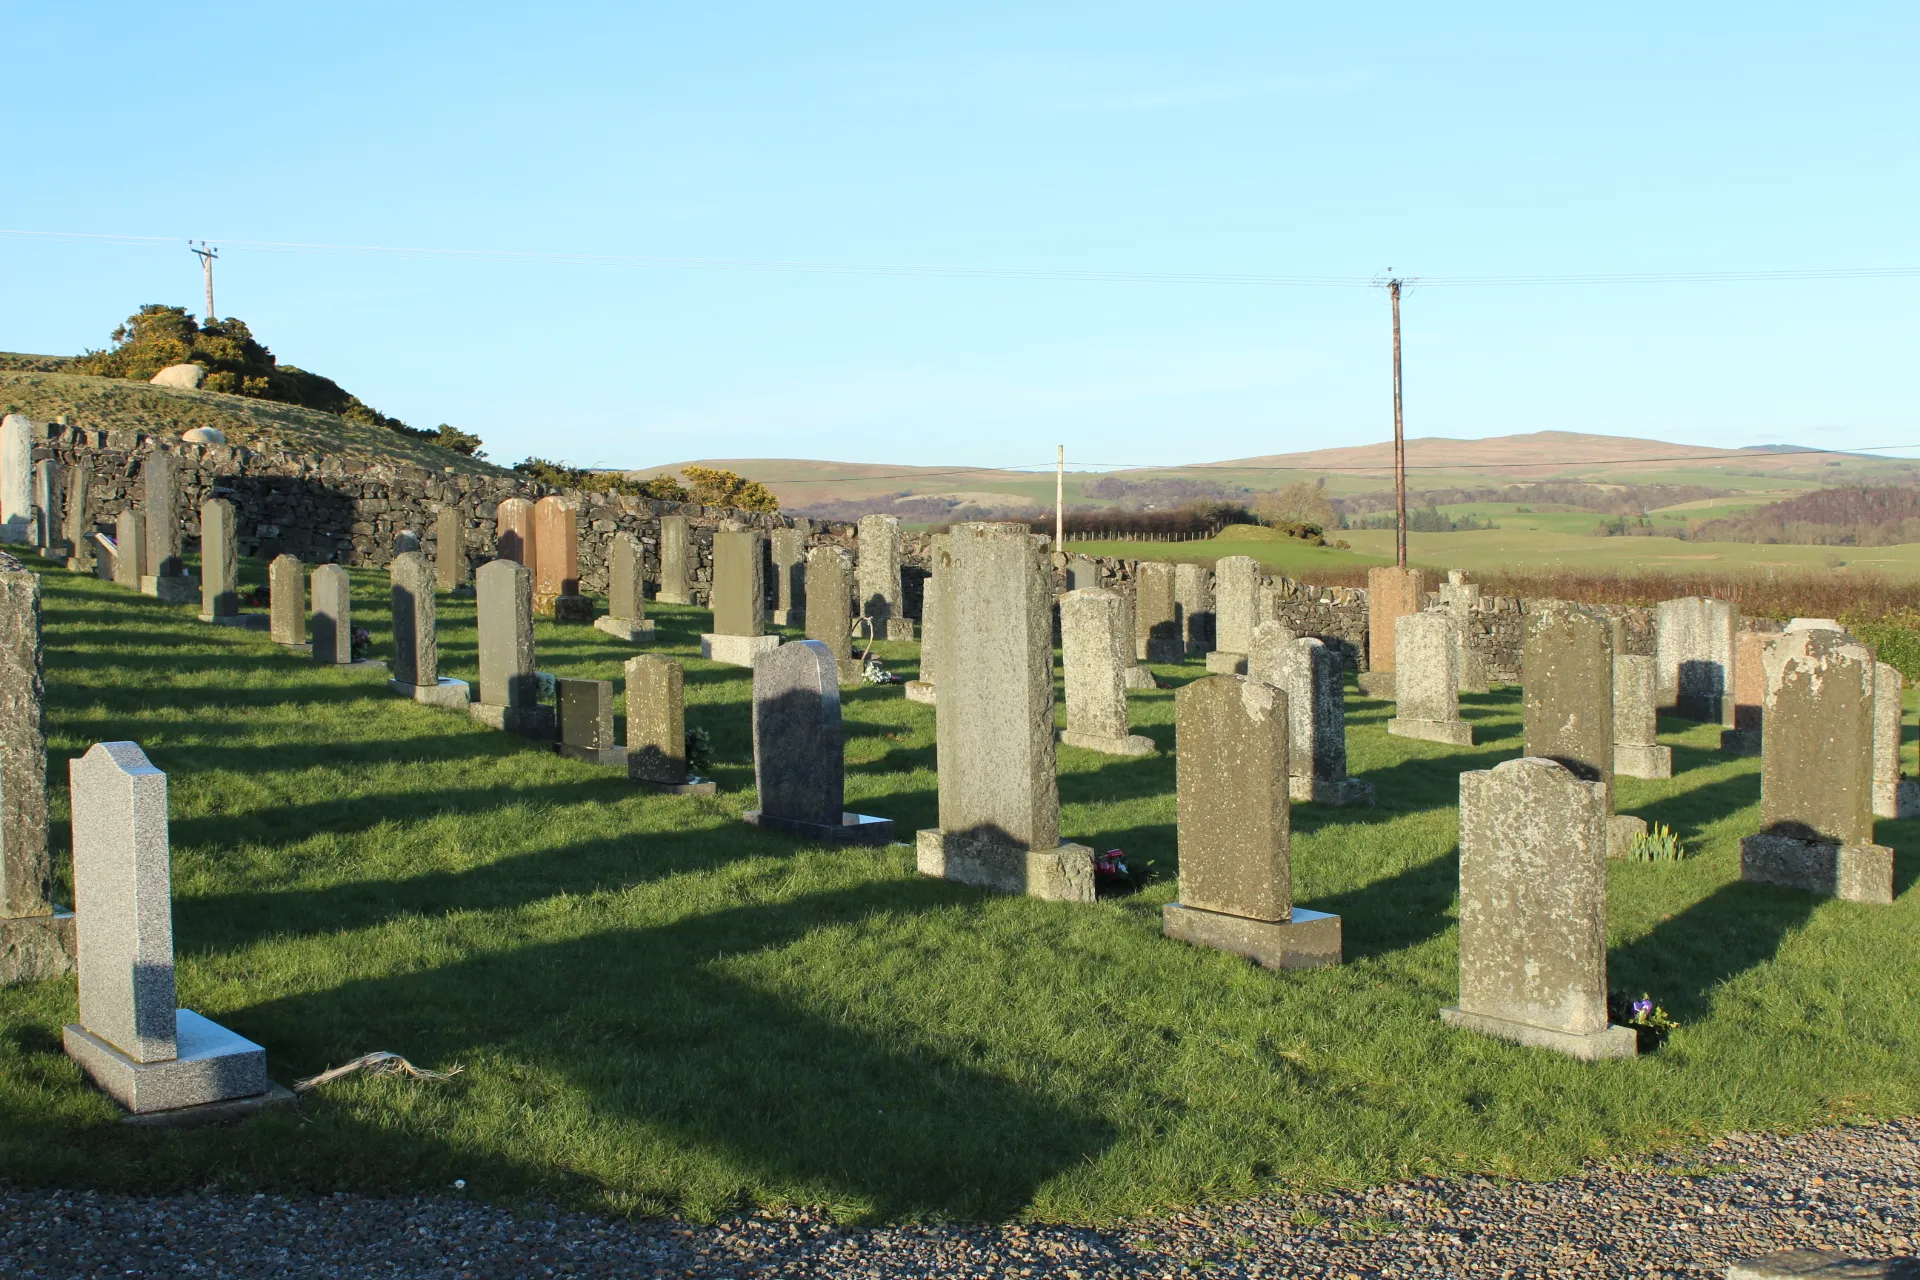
[1391,278,1407,569]
[1055,445,1065,553]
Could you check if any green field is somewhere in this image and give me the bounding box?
[3,552,1917,1225]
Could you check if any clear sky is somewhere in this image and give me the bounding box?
[5,3,1916,472]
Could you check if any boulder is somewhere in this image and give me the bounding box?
[180,427,226,444]
[151,364,206,390]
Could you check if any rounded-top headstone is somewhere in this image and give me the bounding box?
[150,364,207,390]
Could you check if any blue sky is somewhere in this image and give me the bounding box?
[5,3,1915,471]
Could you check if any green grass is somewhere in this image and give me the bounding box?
[3,551,1919,1226]
[1069,534,1388,578]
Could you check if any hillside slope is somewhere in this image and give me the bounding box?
[0,367,501,476]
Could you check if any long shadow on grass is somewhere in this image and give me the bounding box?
[233,879,1118,1220]
[1608,879,1820,1022]
[1627,771,1764,843]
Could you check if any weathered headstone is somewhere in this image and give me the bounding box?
[1174,561,1213,657]
[197,498,243,624]
[140,451,196,603]
[469,559,554,737]
[0,555,73,984]
[655,514,691,604]
[856,514,913,639]
[62,464,90,573]
[803,545,863,684]
[1360,565,1429,697]
[495,497,536,566]
[113,508,147,589]
[434,505,467,591]
[0,415,30,545]
[554,678,624,766]
[530,495,590,620]
[1739,628,1893,904]
[1134,561,1181,664]
[1872,662,1907,819]
[625,654,715,793]
[594,531,656,641]
[1438,572,1489,693]
[90,531,117,582]
[905,540,946,704]
[62,742,284,1115]
[1247,622,1373,806]
[1163,674,1341,968]
[388,552,469,708]
[1655,596,1737,725]
[1441,756,1637,1060]
[1205,555,1258,674]
[1116,582,1154,689]
[1721,629,1773,755]
[1525,602,1644,856]
[1386,612,1474,745]
[916,522,1094,901]
[770,526,806,626]
[32,459,66,559]
[269,554,306,647]
[1065,557,1099,592]
[309,564,378,672]
[1612,653,1672,779]
[1059,589,1155,756]
[745,639,893,843]
[701,530,779,667]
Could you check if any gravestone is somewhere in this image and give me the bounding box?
[1066,557,1099,592]
[387,552,469,708]
[0,414,30,545]
[857,514,912,639]
[770,527,806,626]
[62,742,286,1116]
[310,565,356,664]
[1058,589,1155,756]
[746,639,893,843]
[1612,654,1672,779]
[434,505,467,591]
[656,514,691,604]
[113,509,147,589]
[90,531,118,582]
[1655,596,1736,725]
[0,555,73,983]
[469,559,554,737]
[1438,572,1489,693]
[1441,756,1637,1060]
[269,555,306,647]
[33,459,67,559]
[594,532,656,641]
[1247,622,1373,806]
[1873,662,1907,819]
[1739,628,1893,904]
[1116,582,1154,689]
[1386,612,1474,745]
[625,654,715,793]
[393,530,420,555]
[63,464,91,573]
[196,498,251,626]
[804,545,863,684]
[1174,561,1213,656]
[1163,674,1341,968]
[701,530,779,666]
[531,496,590,620]
[139,451,196,603]
[905,539,947,703]
[495,497,536,566]
[1721,629,1773,755]
[916,522,1094,902]
[1206,555,1258,674]
[1360,565,1429,697]
[1525,602,1643,857]
[554,678,624,766]
[1134,561,1181,664]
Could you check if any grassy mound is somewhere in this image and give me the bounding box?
[2,554,1917,1223]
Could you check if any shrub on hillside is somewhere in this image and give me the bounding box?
[681,465,780,513]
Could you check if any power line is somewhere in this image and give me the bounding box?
[1067,442,1920,473]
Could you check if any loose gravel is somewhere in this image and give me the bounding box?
[5,1118,1916,1278]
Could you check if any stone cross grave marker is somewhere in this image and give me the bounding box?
[1059,589,1155,756]
[746,639,893,844]
[1387,611,1474,745]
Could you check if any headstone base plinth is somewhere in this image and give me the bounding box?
[1439,1006,1638,1061]
[535,593,594,622]
[64,1009,274,1114]
[632,771,718,795]
[1122,667,1157,689]
[469,702,556,738]
[592,616,655,642]
[1058,729,1156,757]
[771,608,803,627]
[1615,743,1674,778]
[656,590,691,606]
[1162,903,1341,969]
[123,1080,298,1128]
[0,908,75,984]
[204,612,270,630]
[1386,717,1474,746]
[903,680,936,704]
[700,633,780,667]
[1204,651,1247,675]
[915,830,1095,903]
[555,743,629,768]
[1290,776,1375,806]
[1719,728,1762,756]
[141,575,198,605]
[389,677,472,709]
[1607,814,1649,859]
[1739,834,1894,904]
[745,810,895,846]
[1355,670,1395,698]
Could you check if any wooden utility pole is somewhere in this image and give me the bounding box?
[190,241,219,323]
[1390,277,1407,569]
[1055,445,1065,551]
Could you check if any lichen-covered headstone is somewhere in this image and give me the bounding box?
[1059,589,1154,756]
[1174,561,1213,657]
[1721,629,1774,755]
[0,555,73,983]
[1248,622,1372,806]
[770,526,806,625]
[656,514,691,604]
[113,508,147,589]
[1654,596,1736,725]
[1134,561,1180,664]
[140,451,194,602]
[269,555,305,647]
[804,545,862,684]
[197,498,239,622]
[1612,653,1672,779]
[388,552,468,708]
[625,654,714,793]
[310,564,355,665]
[1206,555,1258,674]
[701,530,778,667]
[434,505,466,591]
[1873,661,1905,819]
[905,537,947,703]
[1361,565,1429,697]
[0,415,31,545]
[1386,611,1473,745]
[470,559,552,736]
[594,532,655,641]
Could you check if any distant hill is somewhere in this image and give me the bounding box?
[1692,485,1920,546]
[0,366,502,476]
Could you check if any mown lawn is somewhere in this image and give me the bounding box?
[2,552,1917,1225]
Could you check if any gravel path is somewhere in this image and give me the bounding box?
[5,1118,1916,1278]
